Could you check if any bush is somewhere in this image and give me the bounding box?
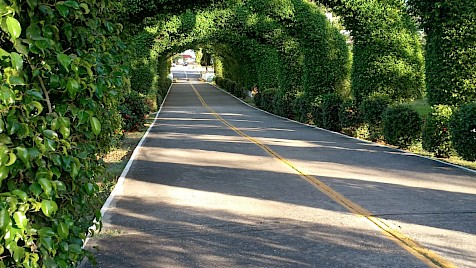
[119,91,151,131]
[310,96,324,127]
[274,92,296,119]
[339,99,363,136]
[321,93,343,132]
[360,94,391,140]
[382,105,422,148]
[258,88,278,112]
[449,102,476,161]
[293,92,312,123]
[225,79,236,93]
[215,76,224,88]
[234,83,246,99]
[408,0,476,106]
[422,105,453,158]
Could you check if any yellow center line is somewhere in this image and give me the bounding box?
[189,83,456,268]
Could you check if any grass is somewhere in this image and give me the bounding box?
[403,98,432,118]
[401,99,476,171]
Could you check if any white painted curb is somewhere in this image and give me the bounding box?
[83,83,174,247]
[209,83,476,175]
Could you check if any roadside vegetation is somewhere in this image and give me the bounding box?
[0,0,474,266]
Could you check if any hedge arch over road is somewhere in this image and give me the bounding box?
[0,0,430,266]
[125,0,425,104]
[408,0,476,106]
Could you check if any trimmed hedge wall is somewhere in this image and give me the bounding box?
[408,0,476,106]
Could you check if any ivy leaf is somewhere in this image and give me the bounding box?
[38,178,52,196]
[0,166,9,186]
[40,200,58,217]
[57,222,69,239]
[13,211,28,229]
[90,117,101,135]
[38,227,55,237]
[8,76,26,85]
[29,101,44,115]
[27,0,38,9]
[10,52,23,71]
[12,245,25,263]
[55,3,70,18]
[12,189,27,202]
[60,125,70,139]
[80,3,90,14]
[0,209,10,231]
[6,17,21,40]
[5,152,16,166]
[26,24,42,40]
[15,147,30,168]
[14,39,29,56]
[26,90,43,100]
[68,244,82,254]
[66,78,80,98]
[63,0,79,9]
[57,53,71,72]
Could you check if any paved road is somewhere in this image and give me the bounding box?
[83,71,476,267]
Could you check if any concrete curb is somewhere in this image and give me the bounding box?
[209,83,476,175]
[83,83,174,249]
[100,83,174,216]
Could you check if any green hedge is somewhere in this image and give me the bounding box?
[422,105,453,158]
[330,0,425,102]
[408,0,476,106]
[382,105,422,149]
[0,0,127,266]
[119,91,151,131]
[449,102,476,161]
[321,93,343,132]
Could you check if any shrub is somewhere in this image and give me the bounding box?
[382,105,422,148]
[293,92,311,123]
[234,83,246,99]
[449,102,476,161]
[225,79,236,94]
[321,93,343,132]
[215,76,223,88]
[310,96,324,127]
[408,0,476,106]
[259,88,278,112]
[274,92,296,119]
[119,91,151,131]
[145,93,158,111]
[422,105,453,158]
[360,94,391,140]
[339,99,363,136]
[0,0,126,266]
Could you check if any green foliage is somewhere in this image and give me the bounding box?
[321,93,343,132]
[339,99,362,135]
[310,96,324,127]
[360,94,391,140]
[225,79,236,94]
[331,0,425,102]
[360,94,391,125]
[449,103,476,161]
[0,0,126,266]
[422,105,453,158]
[256,88,278,113]
[119,91,151,131]
[408,0,476,106]
[382,105,422,149]
[293,92,312,123]
[273,91,296,119]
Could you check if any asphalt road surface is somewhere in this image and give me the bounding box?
[82,69,476,268]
